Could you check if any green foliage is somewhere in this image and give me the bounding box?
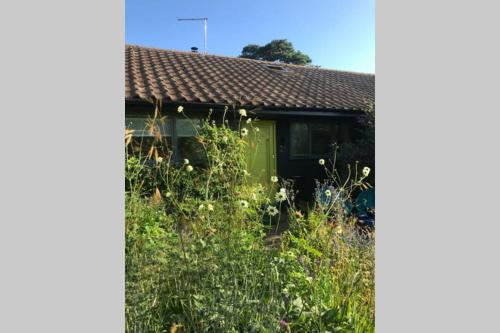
[239,39,312,65]
[125,107,374,332]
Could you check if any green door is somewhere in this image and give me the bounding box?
[245,121,277,187]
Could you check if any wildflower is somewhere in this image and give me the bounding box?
[318,158,325,165]
[243,170,250,176]
[279,320,290,332]
[183,158,189,165]
[275,191,287,202]
[239,200,249,208]
[165,191,172,198]
[246,118,252,124]
[294,210,303,219]
[362,166,371,177]
[325,189,332,197]
[207,203,214,211]
[255,127,260,132]
[222,136,228,143]
[186,165,193,172]
[271,176,278,183]
[177,105,184,113]
[279,188,286,193]
[156,157,163,164]
[241,128,249,136]
[238,108,247,117]
[305,276,313,283]
[267,205,279,216]
[198,204,205,211]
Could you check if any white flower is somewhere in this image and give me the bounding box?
[183,159,190,165]
[241,128,249,136]
[222,136,228,143]
[165,191,172,198]
[156,157,163,164]
[280,188,286,193]
[239,200,249,208]
[177,106,184,113]
[255,127,260,132]
[238,109,247,117]
[243,170,250,176]
[319,159,325,165]
[325,189,332,197]
[246,118,252,124]
[275,191,287,202]
[362,166,371,177]
[207,203,214,211]
[267,205,279,216]
[186,165,193,172]
[198,204,205,211]
[270,176,278,183]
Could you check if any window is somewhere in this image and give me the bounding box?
[289,121,350,158]
[125,116,205,165]
[176,119,206,166]
[125,117,172,158]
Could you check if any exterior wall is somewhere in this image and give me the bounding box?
[125,101,363,202]
[274,116,360,202]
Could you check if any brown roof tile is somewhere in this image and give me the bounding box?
[125,45,375,111]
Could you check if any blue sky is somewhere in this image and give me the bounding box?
[126,0,375,73]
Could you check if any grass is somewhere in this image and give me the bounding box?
[125,106,374,332]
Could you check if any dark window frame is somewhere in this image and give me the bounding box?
[289,120,347,160]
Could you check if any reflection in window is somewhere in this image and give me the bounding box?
[290,123,309,156]
[176,119,207,166]
[290,121,348,158]
[125,117,172,158]
[311,123,338,155]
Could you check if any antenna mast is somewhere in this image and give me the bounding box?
[177,17,208,54]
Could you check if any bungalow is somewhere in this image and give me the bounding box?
[125,45,374,201]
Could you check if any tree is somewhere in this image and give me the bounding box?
[239,39,312,65]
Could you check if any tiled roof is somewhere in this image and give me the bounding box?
[125,45,374,111]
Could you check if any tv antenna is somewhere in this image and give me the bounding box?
[177,17,208,54]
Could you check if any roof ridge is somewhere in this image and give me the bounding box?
[125,44,375,77]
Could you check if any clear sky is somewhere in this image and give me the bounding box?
[126,0,375,73]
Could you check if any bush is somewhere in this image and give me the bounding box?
[125,107,374,332]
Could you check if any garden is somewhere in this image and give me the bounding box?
[125,106,375,333]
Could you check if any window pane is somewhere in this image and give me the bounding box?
[311,123,338,155]
[125,117,172,137]
[178,137,207,167]
[176,118,206,166]
[176,118,201,137]
[128,136,172,159]
[290,123,309,156]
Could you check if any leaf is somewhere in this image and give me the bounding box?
[321,308,337,325]
[292,297,303,312]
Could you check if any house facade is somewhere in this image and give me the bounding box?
[125,45,375,201]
